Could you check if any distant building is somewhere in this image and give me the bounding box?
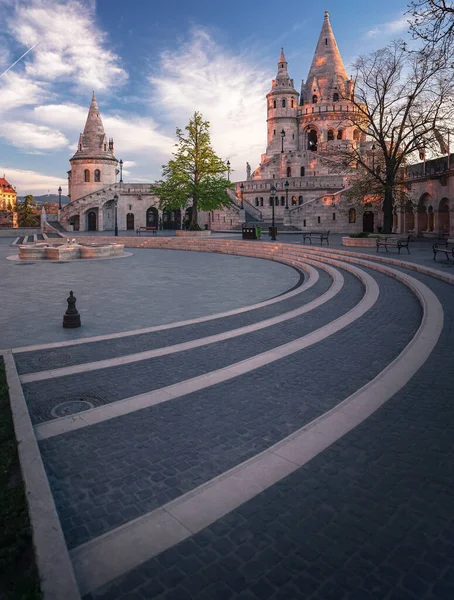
[0,175,18,228]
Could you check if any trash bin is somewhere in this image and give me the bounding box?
[242,226,257,240]
[255,225,262,239]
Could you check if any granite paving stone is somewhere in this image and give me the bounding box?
[38,268,421,548]
[14,265,308,374]
[23,268,356,423]
[0,242,300,348]
[81,270,452,600]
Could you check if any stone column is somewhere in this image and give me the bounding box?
[413,211,418,235]
[397,210,403,233]
[98,208,104,232]
[79,211,85,232]
[433,211,439,235]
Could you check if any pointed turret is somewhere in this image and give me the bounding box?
[274,47,293,88]
[68,93,118,203]
[304,10,349,102]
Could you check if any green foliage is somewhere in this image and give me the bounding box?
[349,232,370,238]
[151,112,233,228]
[17,195,39,227]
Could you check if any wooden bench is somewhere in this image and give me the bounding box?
[136,226,157,236]
[433,241,454,261]
[301,231,330,246]
[376,235,412,254]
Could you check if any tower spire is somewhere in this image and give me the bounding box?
[305,11,348,101]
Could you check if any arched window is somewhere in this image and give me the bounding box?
[312,95,318,104]
[353,130,360,141]
[260,197,264,206]
[300,166,305,176]
[84,169,90,182]
[333,92,339,102]
[337,129,344,140]
[255,197,259,206]
[275,197,279,206]
[292,196,297,206]
[308,129,318,151]
[282,99,286,108]
[269,197,273,206]
[94,169,101,182]
[286,166,291,177]
[280,196,285,206]
[291,99,294,108]
[298,196,303,205]
[348,208,356,223]
[327,130,334,141]
[273,100,276,108]
[104,143,107,151]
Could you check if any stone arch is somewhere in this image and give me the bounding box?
[300,166,305,176]
[333,92,339,102]
[404,201,415,233]
[94,169,101,183]
[438,197,450,233]
[417,193,431,233]
[337,129,344,140]
[291,196,297,206]
[327,130,334,141]
[146,206,159,227]
[428,205,434,232]
[84,169,90,182]
[307,127,318,151]
[286,166,292,177]
[86,208,98,231]
[280,196,285,206]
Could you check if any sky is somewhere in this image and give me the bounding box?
[0,0,412,196]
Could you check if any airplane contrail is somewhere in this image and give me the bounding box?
[0,41,40,78]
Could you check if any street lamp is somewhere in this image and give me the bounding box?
[119,159,123,183]
[240,182,244,209]
[226,160,231,181]
[270,183,277,240]
[285,180,289,210]
[281,129,286,153]
[371,144,376,172]
[58,185,62,210]
[114,193,118,236]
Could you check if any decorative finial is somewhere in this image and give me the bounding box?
[92,90,96,100]
[325,10,329,19]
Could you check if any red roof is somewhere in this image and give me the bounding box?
[0,178,16,193]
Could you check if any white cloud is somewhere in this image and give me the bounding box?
[6,0,127,91]
[0,122,69,150]
[34,102,175,157]
[0,71,48,111]
[150,28,270,177]
[0,165,66,195]
[366,15,409,38]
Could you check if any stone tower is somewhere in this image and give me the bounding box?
[266,48,299,157]
[299,10,357,158]
[68,92,117,203]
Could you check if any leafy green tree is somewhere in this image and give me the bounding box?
[151,112,233,230]
[17,194,39,227]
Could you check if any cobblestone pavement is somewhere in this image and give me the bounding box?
[0,239,299,348]
[4,240,453,599]
[83,272,454,600]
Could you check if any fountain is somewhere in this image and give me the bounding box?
[17,240,125,261]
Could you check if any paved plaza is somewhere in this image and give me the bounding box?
[1,233,454,599]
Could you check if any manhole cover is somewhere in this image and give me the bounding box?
[35,351,72,368]
[51,400,95,418]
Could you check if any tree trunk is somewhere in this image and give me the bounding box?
[382,186,394,234]
[190,198,198,229]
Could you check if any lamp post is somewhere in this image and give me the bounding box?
[239,182,245,224]
[281,129,286,153]
[371,144,376,172]
[119,159,123,183]
[58,185,62,210]
[284,180,290,226]
[270,183,276,240]
[226,160,231,182]
[114,194,118,236]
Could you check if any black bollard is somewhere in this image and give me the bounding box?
[63,290,81,328]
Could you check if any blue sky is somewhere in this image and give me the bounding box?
[0,0,411,196]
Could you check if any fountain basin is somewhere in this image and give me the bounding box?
[17,242,126,260]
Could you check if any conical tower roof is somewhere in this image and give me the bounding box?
[71,92,115,160]
[268,47,298,96]
[305,11,349,101]
[82,92,106,151]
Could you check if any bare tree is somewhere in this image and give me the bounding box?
[408,0,454,49]
[320,40,454,233]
